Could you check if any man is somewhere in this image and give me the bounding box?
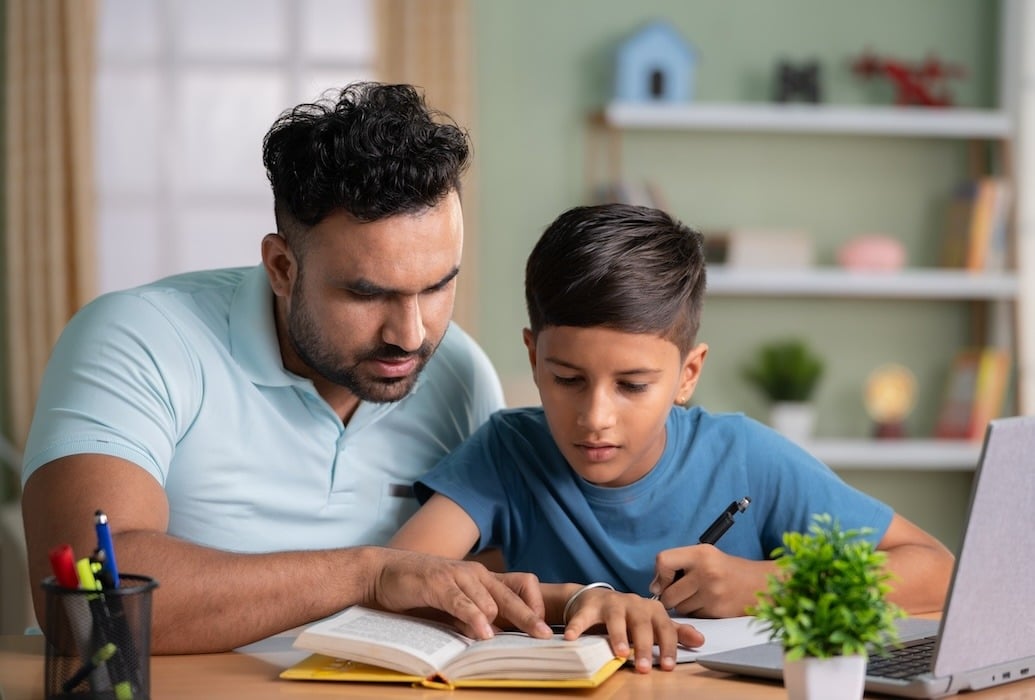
[21,83,550,653]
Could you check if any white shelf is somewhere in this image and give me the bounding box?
[799,439,982,471]
[707,267,1018,300]
[603,102,1011,139]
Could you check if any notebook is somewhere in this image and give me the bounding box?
[697,415,1035,698]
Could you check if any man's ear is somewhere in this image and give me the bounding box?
[261,233,296,297]
[677,343,709,405]
[522,328,539,387]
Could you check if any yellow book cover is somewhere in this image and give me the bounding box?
[935,348,1011,440]
[940,191,973,268]
[965,178,1003,271]
[279,606,625,690]
[969,349,1011,436]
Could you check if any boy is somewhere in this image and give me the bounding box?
[390,203,955,672]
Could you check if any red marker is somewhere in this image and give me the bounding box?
[48,544,81,589]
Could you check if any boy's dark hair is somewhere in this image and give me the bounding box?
[262,81,470,248]
[524,203,707,355]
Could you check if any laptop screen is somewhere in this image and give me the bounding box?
[933,416,1035,678]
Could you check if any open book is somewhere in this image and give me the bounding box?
[280,606,624,690]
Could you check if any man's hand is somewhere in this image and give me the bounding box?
[367,549,552,640]
[562,588,704,673]
[649,545,774,617]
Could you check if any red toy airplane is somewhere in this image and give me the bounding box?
[851,49,966,107]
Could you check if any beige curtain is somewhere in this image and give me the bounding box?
[4,0,98,448]
[375,0,479,333]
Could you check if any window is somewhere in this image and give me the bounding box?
[94,0,374,293]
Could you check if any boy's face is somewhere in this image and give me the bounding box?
[524,325,707,488]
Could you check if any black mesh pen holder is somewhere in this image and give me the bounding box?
[41,574,158,700]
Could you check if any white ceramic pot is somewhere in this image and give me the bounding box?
[783,654,866,700]
[768,401,817,443]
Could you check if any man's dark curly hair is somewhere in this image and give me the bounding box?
[525,203,707,357]
[262,82,470,246]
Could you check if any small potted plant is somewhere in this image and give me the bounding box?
[742,338,824,441]
[750,514,903,700]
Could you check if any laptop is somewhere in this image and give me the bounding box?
[697,415,1035,698]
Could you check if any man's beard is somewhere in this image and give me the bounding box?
[287,293,436,403]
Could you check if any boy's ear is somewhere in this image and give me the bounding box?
[677,343,709,404]
[522,328,539,386]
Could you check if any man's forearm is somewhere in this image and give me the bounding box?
[115,531,384,653]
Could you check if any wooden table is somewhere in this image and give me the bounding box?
[3,635,1035,699]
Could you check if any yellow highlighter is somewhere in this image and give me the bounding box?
[75,557,135,700]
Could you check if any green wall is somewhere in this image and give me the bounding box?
[471,0,998,551]
[0,0,12,503]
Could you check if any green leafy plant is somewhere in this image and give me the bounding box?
[749,514,903,661]
[742,339,824,403]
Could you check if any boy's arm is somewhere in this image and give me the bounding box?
[651,512,954,617]
[874,513,954,613]
[388,493,482,557]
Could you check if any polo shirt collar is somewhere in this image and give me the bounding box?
[229,265,299,387]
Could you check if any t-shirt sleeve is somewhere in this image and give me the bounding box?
[21,292,201,487]
[415,415,524,553]
[741,421,893,556]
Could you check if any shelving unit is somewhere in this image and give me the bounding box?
[602,102,1011,139]
[801,439,982,471]
[591,101,1018,471]
[708,267,1017,300]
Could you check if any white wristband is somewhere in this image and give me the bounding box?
[562,582,616,625]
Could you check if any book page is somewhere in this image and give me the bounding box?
[293,607,472,678]
[663,616,770,663]
[442,633,616,681]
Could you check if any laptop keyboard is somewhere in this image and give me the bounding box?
[867,637,937,680]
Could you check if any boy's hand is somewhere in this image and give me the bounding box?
[650,544,775,617]
[562,589,704,672]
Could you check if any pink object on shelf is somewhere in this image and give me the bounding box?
[837,235,906,271]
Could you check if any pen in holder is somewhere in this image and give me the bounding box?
[42,574,158,700]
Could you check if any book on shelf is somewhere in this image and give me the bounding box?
[934,347,1011,441]
[280,606,624,690]
[940,177,1013,272]
[702,227,814,269]
[592,179,668,210]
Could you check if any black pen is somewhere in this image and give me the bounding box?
[62,642,116,693]
[652,496,751,599]
[698,496,752,546]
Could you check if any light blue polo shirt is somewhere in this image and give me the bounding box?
[22,265,504,552]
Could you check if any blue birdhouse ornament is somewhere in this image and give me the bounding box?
[613,20,697,103]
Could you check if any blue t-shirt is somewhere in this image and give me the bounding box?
[416,406,892,596]
[23,265,505,552]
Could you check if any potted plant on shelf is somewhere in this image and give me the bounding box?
[742,338,824,442]
[750,514,903,700]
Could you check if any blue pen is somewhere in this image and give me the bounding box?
[94,510,121,587]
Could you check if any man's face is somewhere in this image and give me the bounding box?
[524,325,706,487]
[282,192,463,402]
